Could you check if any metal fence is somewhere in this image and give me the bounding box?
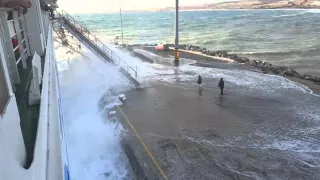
[56,10,138,79]
[0,9,31,85]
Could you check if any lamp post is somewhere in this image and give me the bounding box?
[119,5,124,45]
[174,0,179,64]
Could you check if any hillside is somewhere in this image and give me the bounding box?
[156,0,320,11]
[209,0,320,9]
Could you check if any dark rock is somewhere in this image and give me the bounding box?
[167,44,174,48]
[303,74,314,81]
[239,57,250,63]
[195,47,202,52]
[215,51,227,57]
[308,76,320,83]
[282,69,294,76]
[268,64,275,70]
[257,63,265,68]
[279,66,287,71]
[229,54,240,61]
[251,60,258,66]
[209,51,216,56]
[201,49,207,54]
[272,67,282,74]
[290,69,302,78]
[220,51,228,57]
[310,76,319,83]
[260,63,274,72]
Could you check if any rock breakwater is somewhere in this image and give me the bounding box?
[123,43,320,85]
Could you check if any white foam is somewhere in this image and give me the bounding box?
[55,36,132,180]
[109,111,116,115]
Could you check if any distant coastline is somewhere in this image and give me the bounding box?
[154,7,320,12]
[150,0,320,12]
[154,6,320,13]
[121,7,320,13]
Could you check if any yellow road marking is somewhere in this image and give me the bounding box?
[117,107,169,180]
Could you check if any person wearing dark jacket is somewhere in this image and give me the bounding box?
[198,75,202,86]
[218,78,224,95]
[197,75,203,92]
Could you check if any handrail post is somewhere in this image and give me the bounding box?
[56,11,138,80]
[135,66,138,79]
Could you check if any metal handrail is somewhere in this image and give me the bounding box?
[0,7,14,12]
[56,10,138,79]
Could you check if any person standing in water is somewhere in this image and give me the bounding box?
[198,75,203,92]
[218,78,224,95]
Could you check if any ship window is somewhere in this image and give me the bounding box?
[0,56,10,115]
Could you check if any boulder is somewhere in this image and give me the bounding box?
[279,66,287,71]
[196,47,202,52]
[220,51,228,57]
[257,63,265,68]
[251,60,258,66]
[311,76,320,83]
[202,49,208,54]
[260,63,274,72]
[209,51,216,56]
[282,69,294,76]
[303,74,314,81]
[215,51,227,57]
[229,54,240,61]
[194,46,200,50]
[239,57,249,64]
[289,69,302,78]
[272,67,282,74]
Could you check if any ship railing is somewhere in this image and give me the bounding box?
[0,8,31,87]
[41,10,50,41]
[56,10,138,79]
[33,23,69,180]
[0,7,68,180]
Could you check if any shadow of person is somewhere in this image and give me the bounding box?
[218,94,224,106]
[199,89,203,96]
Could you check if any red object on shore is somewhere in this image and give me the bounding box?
[155,44,164,51]
[155,44,169,51]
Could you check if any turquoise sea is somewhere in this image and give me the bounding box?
[76,9,320,76]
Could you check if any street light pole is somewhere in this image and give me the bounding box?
[174,0,179,63]
[119,6,124,45]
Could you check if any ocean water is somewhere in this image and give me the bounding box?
[75,9,320,76]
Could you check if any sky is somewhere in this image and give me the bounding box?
[58,0,234,14]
